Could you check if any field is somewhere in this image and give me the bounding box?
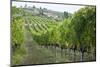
[11,2,96,66]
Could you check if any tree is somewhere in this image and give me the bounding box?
[71,6,96,61]
[64,11,68,18]
[39,7,44,15]
[33,5,35,9]
[24,4,27,8]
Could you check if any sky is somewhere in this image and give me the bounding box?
[12,0,95,13]
[14,0,96,5]
[12,1,86,13]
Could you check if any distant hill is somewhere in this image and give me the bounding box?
[22,6,72,21]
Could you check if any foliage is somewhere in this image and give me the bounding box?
[11,7,26,65]
[11,16,24,47]
[71,6,96,51]
[11,5,96,65]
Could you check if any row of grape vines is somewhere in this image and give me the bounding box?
[12,6,96,66]
[25,8,96,62]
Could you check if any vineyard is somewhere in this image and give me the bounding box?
[11,5,96,66]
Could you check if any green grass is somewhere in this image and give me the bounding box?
[18,27,71,65]
[12,45,26,65]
